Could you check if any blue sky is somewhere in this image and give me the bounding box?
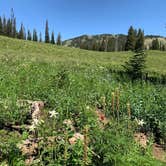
[0,0,166,40]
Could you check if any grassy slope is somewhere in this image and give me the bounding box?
[0,36,166,74]
[0,36,166,165]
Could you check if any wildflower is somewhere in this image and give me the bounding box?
[138,119,145,126]
[49,110,58,118]
[135,118,145,126]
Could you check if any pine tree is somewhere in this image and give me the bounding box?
[99,38,106,51]
[10,8,17,38]
[12,18,17,38]
[123,50,147,80]
[151,39,160,50]
[6,19,12,37]
[39,32,42,42]
[162,45,165,51]
[45,20,50,43]
[135,29,144,51]
[51,31,55,44]
[18,23,25,39]
[33,29,38,41]
[56,32,62,45]
[125,26,136,51]
[2,16,7,36]
[27,29,32,40]
[0,17,2,35]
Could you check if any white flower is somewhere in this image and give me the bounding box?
[135,118,145,126]
[49,110,58,118]
[138,119,145,126]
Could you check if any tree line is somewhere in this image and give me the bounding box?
[125,26,166,51]
[0,9,62,45]
[75,26,166,52]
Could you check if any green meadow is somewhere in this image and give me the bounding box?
[0,36,165,165]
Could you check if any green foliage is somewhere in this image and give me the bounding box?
[33,29,38,42]
[45,20,50,43]
[39,32,42,42]
[0,17,3,35]
[125,26,136,51]
[123,50,147,80]
[57,32,62,45]
[152,39,160,50]
[27,29,32,41]
[135,29,144,51]
[51,31,55,44]
[18,23,26,40]
[0,36,165,165]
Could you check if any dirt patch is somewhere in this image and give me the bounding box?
[134,132,166,162]
[152,143,166,162]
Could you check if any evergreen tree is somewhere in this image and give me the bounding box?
[12,18,17,38]
[0,17,2,35]
[51,31,55,44]
[39,32,42,42]
[45,20,50,43]
[162,45,165,51]
[151,39,160,50]
[27,29,32,40]
[10,8,17,38]
[33,29,38,41]
[18,23,25,39]
[6,19,12,37]
[56,32,62,45]
[2,16,7,36]
[125,26,136,51]
[135,29,144,51]
[123,50,147,80]
[99,38,106,51]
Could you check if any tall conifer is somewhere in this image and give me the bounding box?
[56,32,62,45]
[45,20,50,43]
[18,23,24,39]
[125,26,136,51]
[27,29,32,40]
[33,29,38,41]
[39,32,42,42]
[51,31,55,44]
[135,29,144,51]
[0,17,2,35]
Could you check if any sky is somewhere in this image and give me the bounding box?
[0,0,166,40]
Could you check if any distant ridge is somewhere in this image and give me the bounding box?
[63,34,166,52]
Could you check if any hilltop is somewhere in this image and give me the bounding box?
[63,34,166,51]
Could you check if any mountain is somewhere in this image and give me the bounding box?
[63,34,166,51]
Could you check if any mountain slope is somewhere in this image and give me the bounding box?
[0,35,166,74]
